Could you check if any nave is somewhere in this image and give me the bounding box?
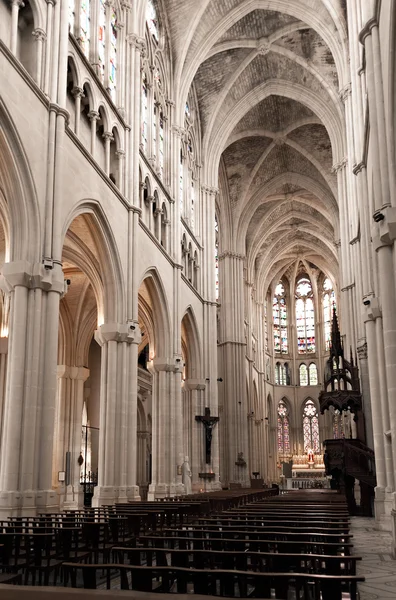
[0,489,366,599]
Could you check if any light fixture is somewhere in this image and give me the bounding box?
[373,211,385,222]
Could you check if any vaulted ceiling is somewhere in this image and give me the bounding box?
[162,0,346,296]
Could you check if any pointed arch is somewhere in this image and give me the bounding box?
[139,267,172,358]
[61,200,125,324]
[0,98,40,261]
[181,306,202,379]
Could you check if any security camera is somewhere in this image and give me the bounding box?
[130,325,135,330]
[373,211,385,222]
[176,358,181,363]
[363,299,370,306]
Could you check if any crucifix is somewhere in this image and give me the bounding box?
[195,407,219,464]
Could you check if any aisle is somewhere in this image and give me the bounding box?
[351,517,395,599]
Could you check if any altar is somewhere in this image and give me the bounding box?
[286,451,329,489]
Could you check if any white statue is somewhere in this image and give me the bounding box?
[182,456,192,495]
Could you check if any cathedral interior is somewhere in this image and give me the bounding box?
[0,0,396,595]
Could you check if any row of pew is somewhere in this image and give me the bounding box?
[61,489,365,599]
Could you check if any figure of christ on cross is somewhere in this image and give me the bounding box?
[195,407,219,464]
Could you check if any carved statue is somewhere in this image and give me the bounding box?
[181,456,192,495]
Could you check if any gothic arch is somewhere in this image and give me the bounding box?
[61,201,126,324]
[139,267,172,358]
[0,98,40,262]
[181,306,202,379]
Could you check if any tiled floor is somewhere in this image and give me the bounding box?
[351,516,396,599]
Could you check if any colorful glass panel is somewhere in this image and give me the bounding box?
[299,364,308,386]
[277,401,290,454]
[80,0,90,58]
[309,363,318,385]
[141,74,148,151]
[264,298,268,352]
[146,0,159,42]
[303,399,320,453]
[98,0,106,82]
[296,277,315,354]
[109,12,117,100]
[273,282,288,354]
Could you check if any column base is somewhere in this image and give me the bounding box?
[92,485,141,506]
[375,487,393,531]
[0,490,59,518]
[62,485,85,510]
[147,483,184,500]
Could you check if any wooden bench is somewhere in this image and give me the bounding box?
[62,562,365,599]
[113,545,362,574]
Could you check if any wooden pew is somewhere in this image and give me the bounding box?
[62,562,365,599]
[113,545,362,575]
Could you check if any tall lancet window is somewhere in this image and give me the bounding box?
[179,150,184,215]
[215,214,219,300]
[277,400,290,454]
[273,282,288,354]
[323,278,336,351]
[109,11,117,100]
[296,277,315,353]
[98,0,106,82]
[191,181,195,231]
[80,0,90,58]
[303,399,320,452]
[141,73,148,152]
[159,111,164,177]
[146,0,159,42]
[69,0,75,32]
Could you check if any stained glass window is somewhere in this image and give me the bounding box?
[109,11,117,100]
[264,298,268,352]
[296,277,315,353]
[80,0,90,58]
[146,0,159,42]
[159,111,164,178]
[300,364,308,386]
[275,363,287,385]
[277,400,290,454]
[273,282,288,354]
[141,74,148,152]
[179,150,184,215]
[323,278,336,351]
[215,214,219,300]
[309,363,318,385]
[68,0,75,32]
[303,399,320,453]
[98,0,106,82]
[153,102,157,160]
[185,102,190,119]
[191,182,195,231]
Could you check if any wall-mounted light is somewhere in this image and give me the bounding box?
[363,299,370,306]
[373,211,385,222]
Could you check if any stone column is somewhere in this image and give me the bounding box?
[0,338,8,460]
[103,132,114,176]
[72,87,84,137]
[147,357,185,499]
[0,261,64,517]
[53,366,90,509]
[32,28,46,87]
[115,150,125,195]
[10,0,24,54]
[92,322,141,506]
[218,251,250,486]
[88,111,100,157]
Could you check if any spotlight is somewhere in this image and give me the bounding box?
[363,299,370,306]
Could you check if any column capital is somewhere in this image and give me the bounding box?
[218,251,245,261]
[94,321,141,346]
[338,82,351,103]
[201,185,219,195]
[331,157,348,173]
[115,149,125,159]
[102,131,114,142]
[12,0,25,7]
[32,28,46,42]
[183,379,206,391]
[373,207,396,246]
[88,110,100,122]
[57,365,90,381]
[353,161,366,175]
[0,261,64,295]
[127,34,146,54]
[71,86,84,100]
[147,356,184,374]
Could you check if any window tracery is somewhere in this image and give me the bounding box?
[98,0,106,81]
[303,399,320,453]
[80,0,91,58]
[146,0,159,43]
[273,282,288,354]
[277,400,290,454]
[309,362,318,385]
[296,276,315,354]
[299,364,308,386]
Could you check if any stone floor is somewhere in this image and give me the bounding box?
[351,516,396,599]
